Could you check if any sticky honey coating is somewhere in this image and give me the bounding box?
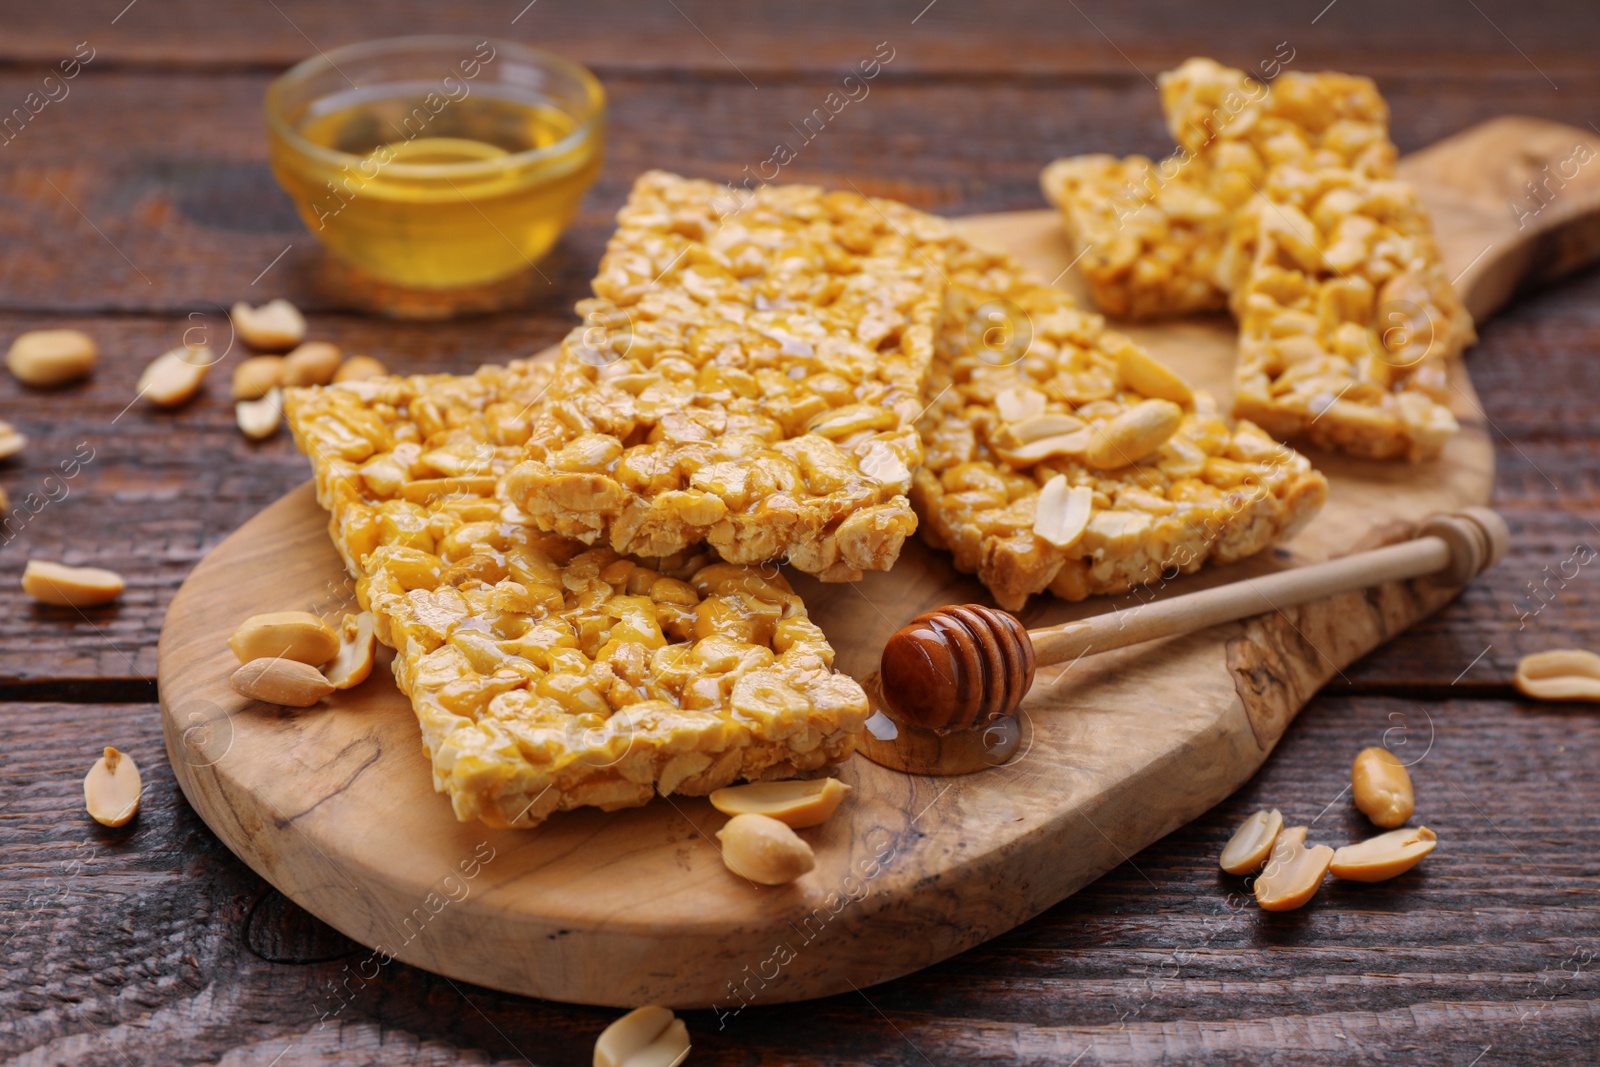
[284,366,869,829]
[910,234,1328,612]
[1042,58,1474,461]
[504,171,948,582]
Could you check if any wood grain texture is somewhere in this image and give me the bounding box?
[5,696,1596,1064]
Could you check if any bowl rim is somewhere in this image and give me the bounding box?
[264,34,605,179]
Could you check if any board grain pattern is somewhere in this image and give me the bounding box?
[155,117,1600,1007]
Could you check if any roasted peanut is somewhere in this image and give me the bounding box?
[84,746,141,827]
[716,812,815,885]
[231,299,305,351]
[1112,338,1194,406]
[323,611,377,690]
[1219,808,1283,875]
[709,777,851,828]
[1084,399,1184,470]
[281,341,342,387]
[228,611,340,666]
[1513,649,1600,703]
[22,560,124,606]
[233,355,285,400]
[333,355,387,383]
[139,346,211,408]
[7,329,97,386]
[1351,746,1413,828]
[237,388,283,441]
[1032,475,1093,549]
[230,658,335,707]
[0,419,25,460]
[1330,826,1437,882]
[994,385,1047,423]
[1253,825,1333,911]
[593,1006,691,1067]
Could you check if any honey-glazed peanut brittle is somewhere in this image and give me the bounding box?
[505,170,949,582]
[912,236,1328,612]
[284,366,868,828]
[1041,58,1473,461]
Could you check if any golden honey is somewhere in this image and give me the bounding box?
[267,38,603,289]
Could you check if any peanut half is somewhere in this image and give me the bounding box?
[7,329,97,387]
[323,611,377,690]
[1513,649,1600,703]
[716,812,816,885]
[0,419,26,460]
[709,777,852,828]
[84,746,141,827]
[237,387,283,441]
[1253,825,1334,911]
[593,1006,691,1067]
[230,658,335,707]
[231,299,305,351]
[1033,475,1093,549]
[1219,807,1283,875]
[333,355,387,383]
[1351,746,1414,828]
[1330,826,1437,882]
[281,341,342,387]
[228,611,340,666]
[233,355,285,400]
[22,560,125,606]
[1112,337,1194,406]
[139,346,211,408]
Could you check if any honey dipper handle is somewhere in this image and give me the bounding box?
[1028,508,1508,668]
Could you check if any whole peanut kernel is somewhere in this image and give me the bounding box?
[231,299,305,351]
[281,342,343,387]
[230,658,335,707]
[1351,746,1414,828]
[233,355,285,400]
[716,812,815,885]
[228,611,340,666]
[7,329,97,387]
[333,355,387,383]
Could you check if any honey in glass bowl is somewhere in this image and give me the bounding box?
[266,37,603,289]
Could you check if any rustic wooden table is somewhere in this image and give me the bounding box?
[3,2,1597,1063]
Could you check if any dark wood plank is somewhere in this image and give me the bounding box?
[0,0,1593,81]
[0,68,1596,316]
[4,694,1595,1064]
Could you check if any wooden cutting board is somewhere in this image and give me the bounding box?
[158,117,1600,1008]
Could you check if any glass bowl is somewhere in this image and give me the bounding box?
[266,36,604,289]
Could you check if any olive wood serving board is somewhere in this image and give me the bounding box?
[158,117,1600,1007]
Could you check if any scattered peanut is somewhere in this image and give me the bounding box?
[228,610,340,666]
[323,611,377,690]
[1253,825,1333,912]
[231,299,306,351]
[1351,746,1414,829]
[716,812,815,885]
[84,746,141,827]
[1084,398,1184,470]
[1330,826,1437,882]
[7,329,97,387]
[1513,649,1600,703]
[230,657,336,707]
[333,355,387,383]
[233,355,285,400]
[139,346,211,408]
[237,387,283,441]
[1032,475,1093,549]
[709,777,851,828]
[281,341,343,387]
[0,419,25,460]
[593,1006,691,1067]
[1219,808,1283,875]
[22,560,125,606]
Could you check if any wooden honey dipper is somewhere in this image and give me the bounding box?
[871,508,1508,750]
